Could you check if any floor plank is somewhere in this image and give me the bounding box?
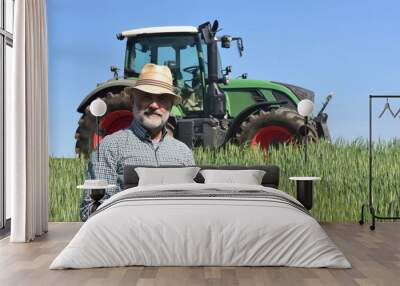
[0,222,399,286]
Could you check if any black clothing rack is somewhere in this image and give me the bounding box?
[359,95,400,230]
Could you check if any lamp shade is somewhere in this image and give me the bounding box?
[89,98,107,117]
[297,99,314,117]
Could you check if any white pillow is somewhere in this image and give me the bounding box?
[200,169,266,185]
[135,167,200,186]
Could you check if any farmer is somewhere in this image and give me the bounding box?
[80,63,195,221]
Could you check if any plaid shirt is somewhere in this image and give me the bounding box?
[79,119,195,221]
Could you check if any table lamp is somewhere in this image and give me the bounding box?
[89,98,107,161]
[86,98,108,213]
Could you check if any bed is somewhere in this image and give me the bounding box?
[49,165,351,269]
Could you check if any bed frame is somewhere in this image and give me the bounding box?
[123,165,280,189]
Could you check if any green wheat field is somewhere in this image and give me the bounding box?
[49,139,400,222]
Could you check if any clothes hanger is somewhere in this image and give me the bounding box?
[378,98,396,118]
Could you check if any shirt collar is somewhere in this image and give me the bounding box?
[130,119,168,142]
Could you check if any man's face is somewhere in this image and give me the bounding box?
[133,90,174,131]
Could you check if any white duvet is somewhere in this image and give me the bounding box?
[50,183,351,269]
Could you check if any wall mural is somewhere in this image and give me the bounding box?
[47,2,400,226]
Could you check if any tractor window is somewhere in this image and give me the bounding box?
[132,42,151,74]
[126,34,205,114]
[157,46,175,66]
[271,90,297,110]
[180,44,203,114]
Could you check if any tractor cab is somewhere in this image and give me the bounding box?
[117,26,222,117]
[117,22,241,119]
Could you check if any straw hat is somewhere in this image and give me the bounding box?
[129,63,181,105]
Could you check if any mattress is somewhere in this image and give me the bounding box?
[50,183,351,269]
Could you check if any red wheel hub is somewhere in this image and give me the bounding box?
[92,110,133,150]
[251,125,294,150]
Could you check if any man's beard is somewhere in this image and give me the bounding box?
[133,104,169,131]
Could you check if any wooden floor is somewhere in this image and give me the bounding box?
[0,222,399,286]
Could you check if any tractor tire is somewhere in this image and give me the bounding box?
[75,90,134,159]
[235,107,318,151]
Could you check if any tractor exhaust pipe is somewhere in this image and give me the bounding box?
[207,37,219,90]
[198,20,226,119]
[207,37,226,118]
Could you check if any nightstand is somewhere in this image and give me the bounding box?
[77,180,116,213]
[289,177,321,210]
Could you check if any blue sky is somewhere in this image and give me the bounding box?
[47,0,400,157]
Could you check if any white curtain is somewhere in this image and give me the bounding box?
[6,0,49,242]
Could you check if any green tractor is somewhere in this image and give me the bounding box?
[75,20,332,158]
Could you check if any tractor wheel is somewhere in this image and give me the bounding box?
[75,90,134,158]
[235,107,318,151]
